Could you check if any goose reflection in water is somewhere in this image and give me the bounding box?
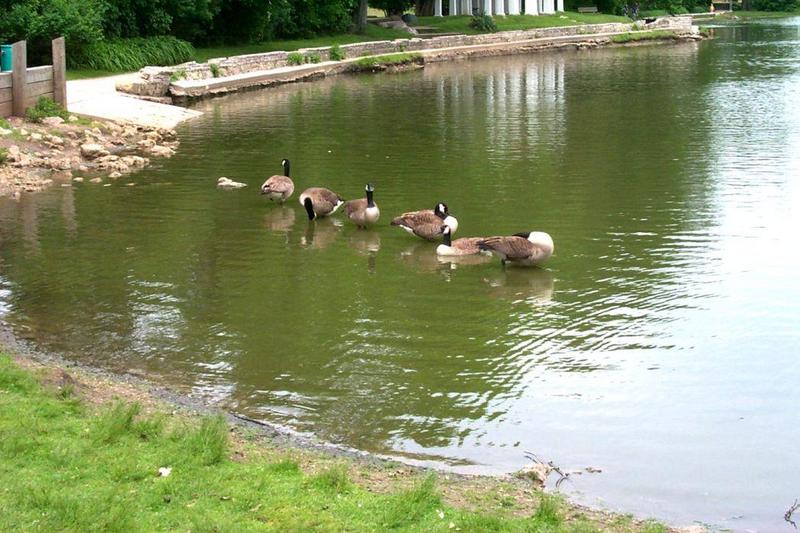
[482,268,555,302]
[300,218,342,250]
[398,243,452,274]
[263,206,296,234]
[348,231,381,273]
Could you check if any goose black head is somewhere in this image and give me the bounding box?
[434,202,449,219]
[281,158,291,177]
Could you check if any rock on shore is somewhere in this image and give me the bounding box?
[0,115,179,198]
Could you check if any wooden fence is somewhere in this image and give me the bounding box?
[1,38,66,118]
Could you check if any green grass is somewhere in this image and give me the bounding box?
[192,25,410,63]
[0,354,615,532]
[25,96,69,123]
[715,9,800,20]
[0,147,7,165]
[353,52,423,69]
[417,12,631,34]
[610,30,678,43]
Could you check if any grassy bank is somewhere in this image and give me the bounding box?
[0,354,668,532]
[417,12,631,34]
[610,30,679,43]
[713,9,800,20]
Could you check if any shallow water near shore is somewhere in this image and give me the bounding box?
[2,19,800,529]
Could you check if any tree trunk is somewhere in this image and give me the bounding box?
[416,0,435,15]
[353,0,369,33]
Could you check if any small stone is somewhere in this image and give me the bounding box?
[30,132,43,141]
[108,171,122,179]
[0,128,12,136]
[80,143,108,159]
[68,115,79,122]
[90,177,103,183]
[41,116,65,126]
[149,145,175,158]
[73,177,84,183]
[19,128,29,136]
[514,463,552,485]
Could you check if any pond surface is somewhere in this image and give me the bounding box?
[2,20,800,530]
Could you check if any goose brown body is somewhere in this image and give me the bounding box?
[478,232,554,266]
[299,187,344,219]
[261,159,294,203]
[390,203,458,241]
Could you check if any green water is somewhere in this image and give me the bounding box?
[2,21,800,529]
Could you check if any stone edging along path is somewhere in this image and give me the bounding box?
[118,16,701,106]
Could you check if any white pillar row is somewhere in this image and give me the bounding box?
[556,0,564,11]
[462,0,471,15]
[450,0,458,15]
[435,0,443,16]
[483,0,492,14]
[494,0,505,15]
[547,0,556,14]
[525,0,539,14]
[508,0,520,14]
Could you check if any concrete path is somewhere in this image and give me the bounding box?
[67,73,202,129]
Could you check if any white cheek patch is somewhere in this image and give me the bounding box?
[443,216,458,233]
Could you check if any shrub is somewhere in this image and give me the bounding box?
[329,44,345,61]
[306,52,322,64]
[469,14,498,33]
[92,401,141,444]
[209,62,220,77]
[169,69,187,82]
[180,415,228,466]
[0,0,105,65]
[749,0,799,10]
[0,147,7,166]
[25,97,69,123]
[67,36,194,72]
[287,52,305,66]
[309,465,352,493]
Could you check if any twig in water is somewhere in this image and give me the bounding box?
[785,499,799,529]
[523,451,571,488]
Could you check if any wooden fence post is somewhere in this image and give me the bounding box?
[52,37,66,108]
[11,40,27,117]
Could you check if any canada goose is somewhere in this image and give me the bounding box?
[260,159,294,203]
[478,232,554,266]
[390,203,458,241]
[436,226,484,256]
[345,183,380,228]
[299,187,344,220]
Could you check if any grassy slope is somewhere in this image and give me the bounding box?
[417,13,631,34]
[0,355,669,532]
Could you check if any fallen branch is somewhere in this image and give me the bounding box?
[786,499,799,529]
[523,452,571,488]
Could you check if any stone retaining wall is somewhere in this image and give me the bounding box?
[116,16,695,101]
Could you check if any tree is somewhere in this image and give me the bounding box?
[415,0,434,15]
[353,0,368,33]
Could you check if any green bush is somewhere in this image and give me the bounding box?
[0,0,106,65]
[369,0,415,16]
[469,14,498,32]
[287,52,305,65]
[25,97,69,123]
[0,147,7,166]
[748,0,799,10]
[329,44,345,61]
[306,52,322,64]
[209,62,220,77]
[67,36,194,71]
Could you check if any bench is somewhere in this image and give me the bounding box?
[577,6,599,12]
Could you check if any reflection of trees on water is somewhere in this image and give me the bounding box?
[0,45,722,460]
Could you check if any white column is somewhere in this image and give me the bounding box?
[556,0,564,11]
[435,0,443,16]
[508,0,520,14]
[462,0,471,15]
[483,0,492,14]
[525,0,539,14]
[548,0,556,14]
[450,0,458,15]
[494,0,505,15]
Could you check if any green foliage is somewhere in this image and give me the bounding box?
[306,51,322,63]
[169,69,187,82]
[25,96,69,123]
[353,52,421,69]
[369,0,415,16]
[469,14,498,32]
[610,30,676,42]
[382,475,441,528]
[181,415,229,465]
[0,117,11,130]
[329,44,346,61]
[67,36,194,71]
[309,465,352,493]
[208,62,220,77]
[748,0,799,10]
[287,51,305,65]
[92,401,140,444]
[0,0,106,64]
[533,493,563,526]
[0,147,7,166]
